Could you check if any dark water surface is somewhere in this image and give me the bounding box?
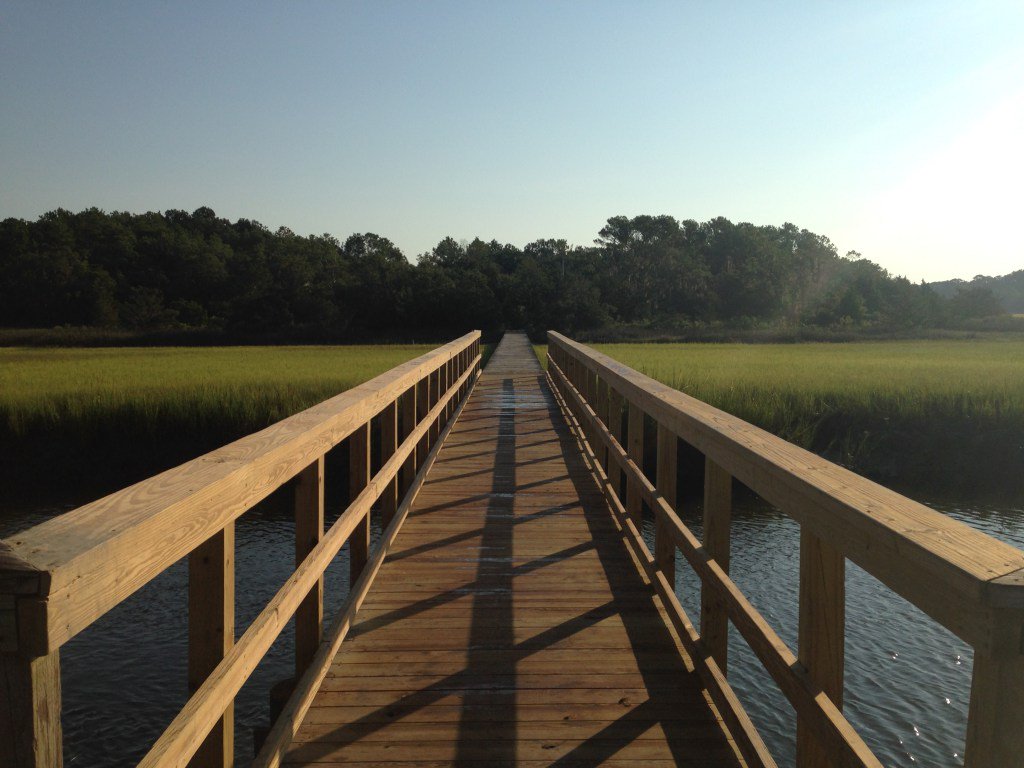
[3,491,1021,767]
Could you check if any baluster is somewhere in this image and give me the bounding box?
[416,376,429,466]
[401,385,417,495]
[963,608,1024,768]
[0,620,61,768]
[796,529,845,768]
[380,401,398,528]
[596,377,610,471]
[294,457,324,680]
[626,402,645,527]
[701,459,732,673]
[655,424,678,585]
[607,387,625,502]
[349,423,370,584]
[188,522,234,768]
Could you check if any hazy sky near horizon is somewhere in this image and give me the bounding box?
[2,2,1022,282]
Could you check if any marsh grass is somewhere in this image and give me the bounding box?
[1,345,432,501]
[535,340,1024,498]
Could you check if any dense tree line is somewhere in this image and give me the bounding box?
[0,207,1007,340]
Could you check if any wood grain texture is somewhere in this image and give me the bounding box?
[796,530,845,768]
[295,458,325,679]
[702,459,733,674]
[188,522,234,768]
[0,647,61,768]
[0,333,481,654]
[349,423,371,584]
[274,333,745,768]
[548,331,1024,653]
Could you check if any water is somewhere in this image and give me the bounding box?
[643,493,1024,768]
[3,492,1021,767]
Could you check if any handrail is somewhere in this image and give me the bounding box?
[546,330,1024,768]
[0,332,482,768]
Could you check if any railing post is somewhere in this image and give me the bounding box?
[428,367,440,447]
[963,609,1024,767]
[416,376,429,467]
[655,423,677,585]
[700,458,732,673]
[0,637,62,768]
[796,529,845,768]
[596,377,610,471]
[294,457,324,679]
[626,402,645,527]
[188,522,234,768]
[607,387,624,501]
[349,423,370,584]
[380,400,398,528]
[401,385,417,495]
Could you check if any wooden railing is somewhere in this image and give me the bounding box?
[0,332,482,768]
[546,331,1024,768]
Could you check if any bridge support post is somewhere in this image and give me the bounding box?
[626,403,645,527]
[796,529,845,768]
[701,459,732,674]
[294,457,324,679]
[188,522,235,768]
[964,608,1024,768]
[0,644,62,768]
[655,425,678,587]
[607,388,625,501]
[380,401,398,528]
[401,386,417,495]
[350,423,371,584]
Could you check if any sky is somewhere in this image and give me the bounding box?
[1,1,1022,282]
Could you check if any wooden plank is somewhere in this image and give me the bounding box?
[349,424,371,584]
[0,646,62,768]
[188,523,234,768]
[608,387,625,503]
[294,458,324,679]
[547,332,1024,654]
[379,401,398,527]
[271,333,746,768]
[796,530,845,768]
[655,423,677,586]
[626,401,645,527]
[702,459,732,674]
[400,386,417,497]
[0,332,481,655]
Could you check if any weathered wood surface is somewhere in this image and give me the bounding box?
[280,333,744,766]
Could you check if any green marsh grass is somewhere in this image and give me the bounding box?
[535,340,1024,498]
[1,345,432,500]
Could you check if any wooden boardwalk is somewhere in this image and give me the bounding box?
[282,333,743,766]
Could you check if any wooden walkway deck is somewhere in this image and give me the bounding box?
[282,333,743,766]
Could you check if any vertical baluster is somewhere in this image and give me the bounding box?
[596,377,610,471]
[607,387,625,503]
[796,529,845,768]
[0,629,61,768]
[626,402,645,527]
[294,457,324,680]
[964,612,1024,768]
[188,522,234,768]
[428,368,440,446]
[401,385,417,495]
[416,376,429,466]
[349,423,371,584]
[655,423,678,585]
[701,459,732,673]
[380,401,398,528]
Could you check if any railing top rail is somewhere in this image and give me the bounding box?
[547,331,1024,649]
[1,331,480,654]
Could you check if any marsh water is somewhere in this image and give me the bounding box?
[2,489,1021,767]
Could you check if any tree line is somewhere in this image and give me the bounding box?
[0,207,1008,341]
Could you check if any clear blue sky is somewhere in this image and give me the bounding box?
[2,2,1021,281]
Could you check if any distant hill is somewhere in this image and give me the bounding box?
[929,270,1024,313]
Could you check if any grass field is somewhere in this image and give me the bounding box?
[0,345,433,501]
[535,340,1024,499]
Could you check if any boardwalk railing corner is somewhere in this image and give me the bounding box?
[0,331,482,768]
[545,330,1024,768]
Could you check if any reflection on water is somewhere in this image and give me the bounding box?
[2,492,1022,767]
